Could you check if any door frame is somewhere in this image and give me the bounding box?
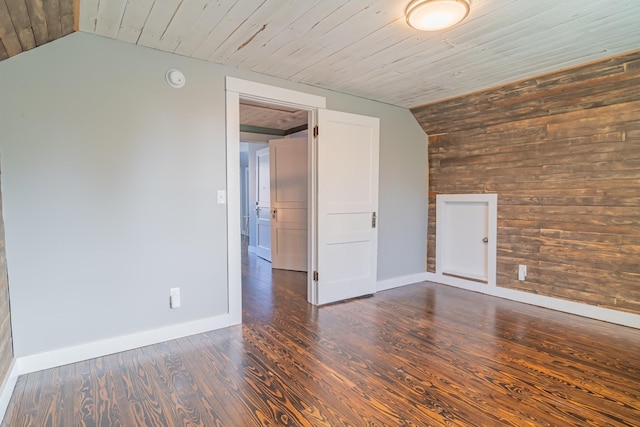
[435,193,498,287]
[226,77,326,324]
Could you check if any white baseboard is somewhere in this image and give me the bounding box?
[0,359,19,424]
[425,272,640,329]
[0,314,231,425]
[16,314,230,375]
[377,272,430,292]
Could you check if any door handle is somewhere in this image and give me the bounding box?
[482,237,488,243]
[272,208,277,219]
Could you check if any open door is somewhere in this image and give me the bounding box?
[270,137,308,271]
[316,110,379,305]
[255,147,272,262]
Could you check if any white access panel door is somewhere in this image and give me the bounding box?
[444,202,488,281]
[270,138,308,272]
[255,147,272,262]
[316,110,379,305]
[436,194,498,285]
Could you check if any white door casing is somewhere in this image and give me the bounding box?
[270,138,308,272]
[435,194,497,285]
[316,109,380,305]
[226,77,325,315]
[255,147,272,262]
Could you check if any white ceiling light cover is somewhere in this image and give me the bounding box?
[406,0,470,31]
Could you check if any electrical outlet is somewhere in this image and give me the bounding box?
[170,287,181,309]
[518,265,527,281]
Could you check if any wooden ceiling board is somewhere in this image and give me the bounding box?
[6,0,36,51]
[240,102,308,131]
[0,1,23,57]
[0,0,74,60]
[94,0,128,39]
[3,0,640,108]
[134,0,184,49]
[25,0,47,46]
[190,0,266,61]
[116,0,156,44]
[43,0,62,40]
[171,2,233,57]
[220,1,335,69]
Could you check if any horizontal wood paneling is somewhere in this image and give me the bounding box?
[0,0,74,61]
[415,50,640,314]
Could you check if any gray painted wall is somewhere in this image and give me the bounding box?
[0,32,427,356]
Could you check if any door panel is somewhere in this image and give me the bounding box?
[317,110,379,305]
[435,194,498,285]
[255,147,271,262]
[443,201,488,281]
[270,138,308,271]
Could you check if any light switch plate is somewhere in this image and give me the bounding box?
[217,190,226,204]
[170,287,181,308]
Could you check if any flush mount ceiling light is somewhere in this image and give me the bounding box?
[406,0,470,31]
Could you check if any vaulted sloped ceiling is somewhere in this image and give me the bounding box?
[0,0,75,61]
[2,1,640,109]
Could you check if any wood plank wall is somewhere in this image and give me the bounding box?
[0,0,75,61]
[412,50,640,315]
[0,174,13,383]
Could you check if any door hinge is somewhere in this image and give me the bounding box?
[372,212,377,228]
[313,126,319,137]
[313,271,318,281]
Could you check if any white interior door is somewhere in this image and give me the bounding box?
[435,194,498,285]
[255,147,272,262]
[445,202,488,281]
[316,109,379,305]
[270,138,308,271]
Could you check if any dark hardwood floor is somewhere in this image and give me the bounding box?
[3,248,640,426]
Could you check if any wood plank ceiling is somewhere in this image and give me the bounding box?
[0,0,74,61]
[240,99,308,134]
[2,1,640,109]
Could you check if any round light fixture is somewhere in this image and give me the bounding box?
[406,0,470,31]
[165,69,186,88]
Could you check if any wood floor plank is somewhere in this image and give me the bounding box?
[1,374,25,426]
[115,348,172,426]
[2,247,640,426]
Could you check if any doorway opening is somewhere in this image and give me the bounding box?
[226,78,325,325]
[238,99,312,306]
[227,77,380,323]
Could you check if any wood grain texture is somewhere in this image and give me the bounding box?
[0,0,74,60]
[5,0,36,50]
[3,250,640,425]
[76,0,640,108]
[415,50,640,314]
